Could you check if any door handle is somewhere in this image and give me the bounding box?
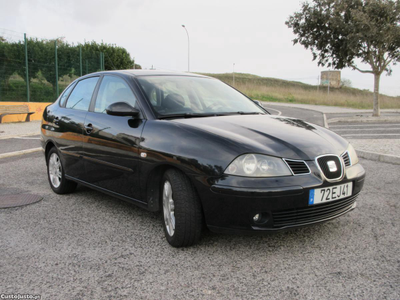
[85,123,93,134]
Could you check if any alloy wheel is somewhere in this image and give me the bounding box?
[49,153,62,188]
[163,180,175,236]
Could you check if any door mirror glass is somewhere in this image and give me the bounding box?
[106,102,140,117]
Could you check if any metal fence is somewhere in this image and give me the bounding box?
[0,29,105,103]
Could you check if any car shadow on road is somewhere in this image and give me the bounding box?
[71,184,353,254]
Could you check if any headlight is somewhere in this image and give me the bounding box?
[347,144,359,165]
[225,154,292,177]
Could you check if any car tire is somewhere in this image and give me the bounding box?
[47,147,77,194]
[161,169,203,247]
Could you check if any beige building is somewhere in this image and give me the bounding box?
[321,71,341,88]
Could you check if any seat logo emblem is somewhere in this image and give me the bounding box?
[327,161,337,172]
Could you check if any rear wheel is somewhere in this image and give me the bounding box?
[47,147,77,194]
[161,169,203,247]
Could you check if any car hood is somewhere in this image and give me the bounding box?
[172,114,348,160]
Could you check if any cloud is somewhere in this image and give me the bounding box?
[1,0,399,96]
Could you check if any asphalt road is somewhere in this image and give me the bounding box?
[0,152,399,299]
[0,135,40,154]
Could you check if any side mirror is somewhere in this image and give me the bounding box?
[253,100,262,106]
[106,102,140,118]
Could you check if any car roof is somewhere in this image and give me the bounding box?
[86,70,210,78]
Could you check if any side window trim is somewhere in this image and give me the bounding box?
[89,75,104,112]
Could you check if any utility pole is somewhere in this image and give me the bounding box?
[55,39,59,97]
[181,25,190,72]
[24,33,30,102]
[79,46,83,76]
[317,75,320,93]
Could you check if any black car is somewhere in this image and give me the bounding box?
[41,70,365,247]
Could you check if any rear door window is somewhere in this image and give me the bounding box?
[65,77,99,111]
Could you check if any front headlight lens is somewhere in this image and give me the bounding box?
[347,144,359,165]
[225,154,292,177]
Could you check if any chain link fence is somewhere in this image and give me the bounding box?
[0,29,105,103]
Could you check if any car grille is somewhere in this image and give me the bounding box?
[341,151,351,167]
[284,159,310,175]
[317,155,343,180]
[272,193,358,228]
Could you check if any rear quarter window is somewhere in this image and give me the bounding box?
[59,83,76,107]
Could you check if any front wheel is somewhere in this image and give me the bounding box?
[47,147,77,194]
[161,169,203,247]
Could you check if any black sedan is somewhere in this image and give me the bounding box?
[41,70,365,247]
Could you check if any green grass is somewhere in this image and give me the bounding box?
[2,72,399,109]
[201,72,400,109]
[0,79,69,102]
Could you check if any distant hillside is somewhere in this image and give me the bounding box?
[200,73,400,109]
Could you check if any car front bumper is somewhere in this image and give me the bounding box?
[195,162,366,234]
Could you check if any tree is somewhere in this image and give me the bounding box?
[341,78,352,87]
[0,40,20,85]
[80,41,138,72]
[286,0,400,116]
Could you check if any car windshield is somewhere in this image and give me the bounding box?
[136,76,265,118]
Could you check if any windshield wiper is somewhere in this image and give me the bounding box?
[158,113,221,119]
[158,111,264,119]
[236,111,263,115]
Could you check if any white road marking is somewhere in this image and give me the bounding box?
[342,133,400,137]
[330,123,400,128]
[264,107,282,116]
[334,128,400,132]
[12,137,40,140]
[0,147,42,159]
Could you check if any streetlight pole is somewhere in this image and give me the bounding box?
[182,25,190,72]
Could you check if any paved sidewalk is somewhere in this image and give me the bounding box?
[0,120,41,139]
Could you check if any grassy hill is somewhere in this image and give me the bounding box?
[201,73,400,109]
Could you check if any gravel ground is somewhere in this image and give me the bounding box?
[0,153,399,299]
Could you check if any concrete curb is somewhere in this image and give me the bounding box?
[0,147,42,159]
[357,150,400,165]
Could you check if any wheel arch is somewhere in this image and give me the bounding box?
[145,164,204,216]
[45,140,56,164]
